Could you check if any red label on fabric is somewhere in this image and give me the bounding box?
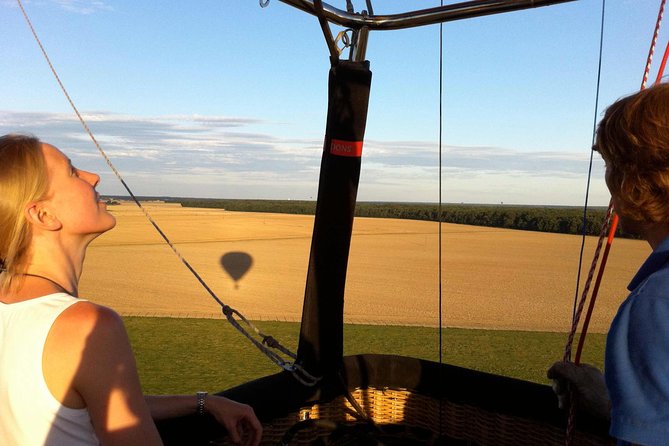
[330,139,363,157]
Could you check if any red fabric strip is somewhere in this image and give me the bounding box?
[330,139,363,157]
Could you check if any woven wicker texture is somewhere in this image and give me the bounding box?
[216,387,615,445]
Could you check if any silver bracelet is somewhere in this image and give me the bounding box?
[196,391,208,416]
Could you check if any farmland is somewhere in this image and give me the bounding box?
[157,197,618,237]
[81,201,649,334]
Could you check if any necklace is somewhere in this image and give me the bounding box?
[21,273,74,296]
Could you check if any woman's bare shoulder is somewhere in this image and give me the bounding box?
[44,300,133,408]
[50,300,130,356]
[57,300,123,330]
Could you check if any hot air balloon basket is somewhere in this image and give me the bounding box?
[216,387,615,446]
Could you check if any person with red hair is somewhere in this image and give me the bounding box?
[549,83,669,446]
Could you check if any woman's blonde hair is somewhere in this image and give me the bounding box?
[595,83,669,223]
[0,134,49,291]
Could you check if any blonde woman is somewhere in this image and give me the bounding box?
[0,134,262,446]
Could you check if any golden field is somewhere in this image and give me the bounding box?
[79,202,650,333]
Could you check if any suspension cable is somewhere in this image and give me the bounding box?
[562,1,607,443]
[565,0,607,363]
[16,0,319,387]
[438,0,445,439]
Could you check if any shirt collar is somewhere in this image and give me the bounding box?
[628,235,669,291]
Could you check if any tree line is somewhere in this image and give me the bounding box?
[163,198,626,238]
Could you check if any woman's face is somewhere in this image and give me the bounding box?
[41,143,116,237]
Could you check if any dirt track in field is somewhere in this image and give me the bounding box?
[79,202,649,333]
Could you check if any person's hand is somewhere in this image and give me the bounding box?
[205,396,262,446]
[547,361,611,421]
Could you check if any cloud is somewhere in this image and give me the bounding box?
[0,110,608,205]
[363,140,595,177]
[0,110,323,197]
[48,0,112,14]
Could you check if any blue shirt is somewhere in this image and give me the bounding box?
[606,235,669,445]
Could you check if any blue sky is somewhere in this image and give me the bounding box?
[1,0,667,205]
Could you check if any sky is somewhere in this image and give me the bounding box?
[1,0,667,206]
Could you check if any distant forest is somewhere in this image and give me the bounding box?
[148,197,625,238]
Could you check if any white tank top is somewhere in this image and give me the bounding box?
[0,293,100,445]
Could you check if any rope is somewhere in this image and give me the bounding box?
[574,214,618,364]
[16,0,319,387]
[641,0,666,89]
[563,203,613,363]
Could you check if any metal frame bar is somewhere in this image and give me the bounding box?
[277,0,577,31]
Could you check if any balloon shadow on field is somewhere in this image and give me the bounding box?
[220,251,253,289]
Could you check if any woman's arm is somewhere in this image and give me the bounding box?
[62,302,163,445]
[48,301,261,445]
[145,394,262,446]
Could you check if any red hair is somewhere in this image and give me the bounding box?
[595,83,669,223]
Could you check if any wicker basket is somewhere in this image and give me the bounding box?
[216,386,614,446]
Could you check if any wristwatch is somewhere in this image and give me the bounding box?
[196,391,208,416]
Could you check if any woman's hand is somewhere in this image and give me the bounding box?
[547,361,611,421]
[204,396,262,446]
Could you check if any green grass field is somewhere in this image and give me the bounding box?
[124,317,606,395]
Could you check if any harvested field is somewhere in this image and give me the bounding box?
[80,202,649,333]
